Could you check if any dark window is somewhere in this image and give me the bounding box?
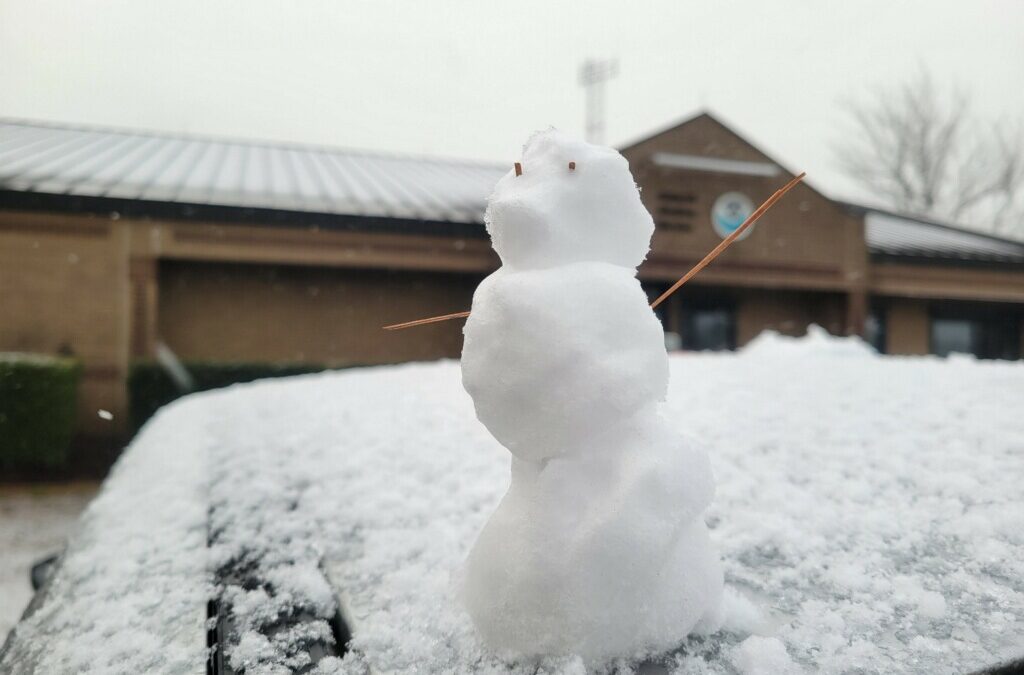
[657,191,697,231]
[930,315,1020,360]
[682,307,736,351]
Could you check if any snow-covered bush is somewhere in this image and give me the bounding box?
[0,352,80,469]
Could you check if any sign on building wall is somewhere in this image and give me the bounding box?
[711,192,755,240]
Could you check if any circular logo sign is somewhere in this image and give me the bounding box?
[711,192,755,240]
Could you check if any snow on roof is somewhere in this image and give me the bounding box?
[650,152,781,177]
[863,209,1024,264]
[4,334,1022,673]
[0,119,506,224]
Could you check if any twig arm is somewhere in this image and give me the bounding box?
[649,172,805,310]
[382,172,806,330]
[383,310,471,331]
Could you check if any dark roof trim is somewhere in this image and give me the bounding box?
[869,252,1024,271]
[0,190,488,239]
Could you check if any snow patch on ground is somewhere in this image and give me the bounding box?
[741,324,876,359]
[731,636,801,675]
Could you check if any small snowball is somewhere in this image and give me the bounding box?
[826,563,872,592]
[720,587,772,636]
[310,656,344,674]
[731,636,802,675]
[892,575,947,620]
[537,655,587,675]
[230,631,277,671]
[917,590,947,620]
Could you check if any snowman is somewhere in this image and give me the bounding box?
[459,129,724,662]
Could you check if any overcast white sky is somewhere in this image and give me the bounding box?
[1,0,1022,205]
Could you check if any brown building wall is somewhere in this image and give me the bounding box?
[640,169,850,276]
[624,113,869,337]
[622,113,773,164]
[870,261,1024,303]
[885,299,930,355]
[735,289,847,346]
[623,114,858,273]
[158,261,478,365]
[0,212,130,437]
[652,284,847,348]
[1,209,492,448]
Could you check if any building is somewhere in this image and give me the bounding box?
[2,112,1023,449]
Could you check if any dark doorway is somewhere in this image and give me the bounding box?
[682,306,736,351]
[679,291,737,352]
[929,302,1022,360]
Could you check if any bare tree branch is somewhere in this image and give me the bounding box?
[834,70,1024,239]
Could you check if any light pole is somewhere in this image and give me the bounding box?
[578,58,618,145]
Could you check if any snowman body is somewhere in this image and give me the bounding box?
[460,130,723,661]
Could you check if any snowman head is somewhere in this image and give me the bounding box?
[484,129,655,271]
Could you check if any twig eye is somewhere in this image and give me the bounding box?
[568,161,576,171]
[514,162,522,176]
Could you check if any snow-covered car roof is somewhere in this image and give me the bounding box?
[2,330,1023,674]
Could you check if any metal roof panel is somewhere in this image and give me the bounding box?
[865,210,1024,264]
[3,119,1020,262]
[0,119,505,225]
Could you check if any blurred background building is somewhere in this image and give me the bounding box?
[2,111,1023,451]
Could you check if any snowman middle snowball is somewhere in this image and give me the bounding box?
[460,130,723,662]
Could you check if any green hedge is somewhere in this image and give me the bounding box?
[0,353,82,469]
[128,361,330,433]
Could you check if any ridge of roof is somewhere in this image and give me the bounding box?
[615,109,830,201]
[0,117,506,170]
[616,109,713,154]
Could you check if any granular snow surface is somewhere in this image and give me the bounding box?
[3,330,1022,674]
